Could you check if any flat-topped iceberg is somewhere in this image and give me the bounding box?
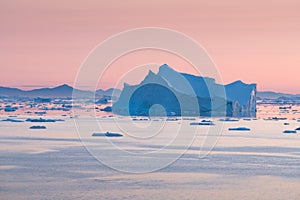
[26,118,64,122]
[92,132,123,137]
[283,130,297,134]
[228,127,251,131]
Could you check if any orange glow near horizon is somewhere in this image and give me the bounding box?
[1,0,300,94]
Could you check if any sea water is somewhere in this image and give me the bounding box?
[1,115,300,199]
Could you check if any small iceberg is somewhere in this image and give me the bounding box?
[34,111,47,115]
[264,117,288,121]
[2,118,23,122]
[26,118,64,122]
[166,118,179,121]
[100,106,112,112]
[182,117,196,121]
[30,126,46,129]
[92,132,123,137]
[283,130,297,134]
[190,120,215,126]
[4,106,18,112]
[132,118,150,121]
[54,119,65,122]
[228,127,251,131]
[219,118,239,122]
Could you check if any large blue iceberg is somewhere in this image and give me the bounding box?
[112,64,256,117]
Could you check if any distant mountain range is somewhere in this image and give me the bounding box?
[0,84,121,98]
[257,91,300,100]
[0,83,298,100]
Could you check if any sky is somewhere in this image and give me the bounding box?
[1,0,300,93]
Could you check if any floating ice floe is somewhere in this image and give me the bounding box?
[283,130,297,134]
[132,118,150,121]
[29,125,46,129]
[190,120,215,126]
[219,118,239,122]
[264,117,288,121]
[228,127,251,131]
[92,132,123,137]
[166,118,179,121]
[182,117,196,121]
[26,118,64,122]
[1,118,23,122]
[4,106,18,112]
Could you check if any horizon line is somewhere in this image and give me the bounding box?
[1,83,299,95]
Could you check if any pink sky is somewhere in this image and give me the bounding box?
[1,0,300,93]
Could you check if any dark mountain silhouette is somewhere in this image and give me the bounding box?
[0,84,121,98]
[96,88,121,97]
[0,86,25,97]
[257,91,300,100]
